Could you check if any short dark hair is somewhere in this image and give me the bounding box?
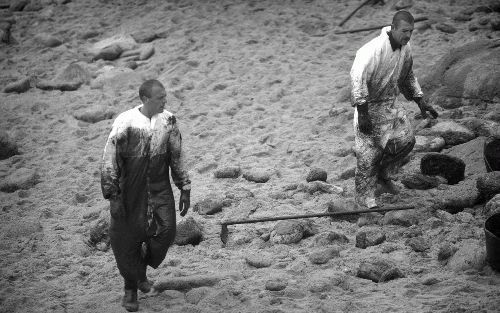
[392,10,414,27]
[139,79,164,99]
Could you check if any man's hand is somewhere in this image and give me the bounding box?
[179,189,190,217]
[415,97,438,119]
[357,104,373,135]
[109,195,125,219]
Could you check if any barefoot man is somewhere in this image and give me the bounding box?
[101,79,191,311]
[350,10,438,209]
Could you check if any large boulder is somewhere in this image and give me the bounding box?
[476,172,500,202]
[443,137,488,178]
[421,40,500,109]
[174,217,203,246]
[418,121,475,146]
[420,153,465,184]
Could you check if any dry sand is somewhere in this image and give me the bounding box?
[1,0,500,312]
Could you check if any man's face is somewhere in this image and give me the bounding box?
[145,85,166,115]
[391,19,414,46]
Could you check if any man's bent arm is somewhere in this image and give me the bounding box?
[168,117,191,191]
[100,121,124,200]
[399,55,424,101]
[350,48,372,108]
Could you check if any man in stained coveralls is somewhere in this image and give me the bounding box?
[101,79,191,311]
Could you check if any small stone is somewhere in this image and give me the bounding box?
[383,210,418,227]
[421,153,466,184]
[393,0,413,10]
[34,33,62,47]
[326,199,358,223]
[245,254,273,268]
[357,258,404,283]
[193,196,229,215]
[435,23,457,34]
[73,106,116,123]
[453,13,473,22]
[24,0,43,11]
[270,220,304,244]
[355,228,386,249]
[0,168,39,192]
[339,166,356,180]
[243,169,271,183]
[9,0,28,11]
[56,63,92,85]
[86,215,110,248]
[308,247,340,264]
[36,80,82,91]
[130,30,158,43]
[313,231,349,246]
[405,236,430,252]
[265,278,287,291]
[357,212,383,227]
[483,194,500,218]
[401,173,447,190]
[92,44,123,61]
[413,136,445,153]
[306,167,327,182]
[478,16,490,26]
[139,43,155,60]
[447,240,486,272]
[491,17,500,31]
[3,77,31,93]
[185,287,211,305]
[423,217,444,230]
[420,121,475,146]
[420,275,441,286]
[438,243,458,261]
[476,172,500,202]
[298,181,343,195]
[174,217,203,246]
[214,166,241,178]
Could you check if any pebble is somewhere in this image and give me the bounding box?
[86,216,110,248]
[34,33,62,47]
[447,240,486,272]
[0,131,19,160]
[73,106,116,123]
[482,194,500,218]
[356,258,404,283]
[130,30,158,43]
[36,80,82,91]
[306,167,327,182]
[420,121,475,146]
[413,135,445,153]
[393,0,413,10]
[3,77,31,93]
[312,231,349,246]
[0,168,39,192]
[92,44,123,61]
[9,0,28,12]
[491,17,500,31]
[174,217,203,246]
[214,166,241,179]
[154,275,222,292]
[185,287,211,305]
[383,210,418,227]
[476,172,500,202]
[270,220,304,244]
[355,228,386,249]
[437,243,458,261]
[421,153,465,184]
[265,278,287,291]
[339,166,356,180]
[435,23,457,34]
[405,236,430,252]
[401,173,447,190]
[308,247,340,264]
[139,43,155,60]
[243,169,271,183]
[56,63,92,85]
[326,199,358,223]
[298,181,343,195]
[245,254,273,268]
[193,196,229,215]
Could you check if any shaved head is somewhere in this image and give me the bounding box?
[139,79,164,100]
[392,10,414,27]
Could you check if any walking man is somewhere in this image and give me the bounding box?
[350,10,438,209]
[101,79,191,311]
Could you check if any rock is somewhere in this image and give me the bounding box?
[313,231,349,246]
[357,212,383,227]
[438,243,458,261]
[0,131,19,160]
[483,194,500,218]
[0,19,15,44]
[478,16,490,26]
[185,287,211,305]
[243,169,271,183]
[224,187,253,200]
[405,236,430,252]
[0,168,39,192]
[460,118,500,139]
[24,0,43,11]
[298,181,343,195]
[491,17,500,31]
[393,0,413,10]
[357,258,404,283]
[34,33,62,47]
[86,215,110,248]
[444,136,488,177]
[73,106,116,123]
[139,43,155,60]
[56,63,92,85]
[78,30,100,40]
[339,165,356,180]
[154,275,223,292]
[306,272,347,293]
[3,77,31,93]
[326,199,358,223]
[174,217,203,246]
[93,44,123,61]
[35,78,81,91]
[90,66,144,91]
[435,23,457,34]
[270,220,304,244]
[453,13,473,22]
[401,173,447,190]
[355,228,386,249]
[130,30,158,43]
[308,247,340,264]
[421,40,500,110]
[306,167,327,182]
[9,0,28,11]
[89,34,137,59]
[245,254,273,268]
[265,278,287,291]
[413,135,445,153]
[193,196,229,215]
[447,240,486,272]
[383,210,419,227]
[214,166,241,178]
[476,172,500,202]
[421,153,465,184]
[433,178,480,214]
[420,121,475,146]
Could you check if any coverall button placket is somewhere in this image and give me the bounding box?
[145,132,153,230]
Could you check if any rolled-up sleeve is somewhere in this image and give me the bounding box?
[100,119,125,200]
[168,117,191,191]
